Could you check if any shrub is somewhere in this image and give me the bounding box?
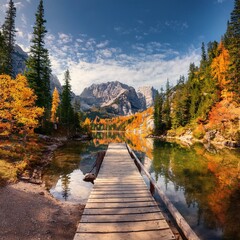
[193,125,206,139]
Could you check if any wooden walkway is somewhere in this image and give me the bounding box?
[73,143,176,240]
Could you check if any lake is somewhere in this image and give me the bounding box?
[43,132,240,240]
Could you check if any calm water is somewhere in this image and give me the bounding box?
[43,140,108,203]
[43,132,240,240]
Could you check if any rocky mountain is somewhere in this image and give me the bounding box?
[12,45,157,117]
[79,81,156,117]
[12,45,62,93]
[137,86,157,109]
[12,45,28,75]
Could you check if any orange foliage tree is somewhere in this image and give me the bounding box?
[50,87,60,123]
[0,74,44,138]
[208,99,240,141]
[211,42,231,99]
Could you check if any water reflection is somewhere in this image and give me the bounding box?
[43,132,240,239]
[50,170,93,203]
[43,140,107,204]
[149,140,240,240]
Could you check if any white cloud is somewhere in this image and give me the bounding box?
[15,2,24,10]
[37,30,201,95]
[46,33,56,45]
[96,40,109,48]
[16,28,24,38]
[49,42,200,95]
[58,32,73,44]
[20,13,27,26]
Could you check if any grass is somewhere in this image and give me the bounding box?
[0,136,44,186]
[0,159,18,186]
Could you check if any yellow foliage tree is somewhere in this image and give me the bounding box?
[51,87,60,123]
[0,74,44,137]
[211,41,231,99]
[84,117,91,126]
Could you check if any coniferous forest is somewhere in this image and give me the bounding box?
[154,0,240,146]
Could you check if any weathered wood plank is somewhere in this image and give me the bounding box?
[89,193,152,198]
[94,180,145,184]
[80,212,164,223]
[83,206,162,215]
[76,220,170,233]
[92,184,145,188]
[95,177,143,181]
[92,187,147,191]
[88,197,154,203]
[91,189,147,193]
[73,229,175,240]
[85,201,158,209]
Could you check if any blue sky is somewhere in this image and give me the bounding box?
[0,0,234,94]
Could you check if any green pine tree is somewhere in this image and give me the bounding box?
[162,79,171,130]
[171,76,190,128]
[225,0,240,102]
[1,0,16,76]
[60,70,75,126]
[154,88,165,135]
[0,31,8,74]
[25,0,51,112]
[196,42,219,120]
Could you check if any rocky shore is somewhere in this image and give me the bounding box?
[149,129,240,149]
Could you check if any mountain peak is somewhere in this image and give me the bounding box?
[79,81,156,117]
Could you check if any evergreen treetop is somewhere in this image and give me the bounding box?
[225,0,240,102]
[1,0,16,77]
[60,69,75,125]
[25,0,51,111]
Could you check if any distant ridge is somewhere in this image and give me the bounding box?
[79,81,157,117]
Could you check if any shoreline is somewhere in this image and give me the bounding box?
[0,135,84,240]
[147,133,240,149]
[0,181,84,240]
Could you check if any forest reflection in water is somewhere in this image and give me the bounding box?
[43,131,240,239]
[43,140,108,203]
[92,131,240,240]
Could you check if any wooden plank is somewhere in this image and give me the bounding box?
[92,188,146,194]
[73,229,175,240]
[93,185,146,189]
[96,175,143,178]
[98,172,140,175]
[92,185,145,189]
[83,206,162,215]
[89,193,152,198]
[93,185,147,191]
[80,212,165,223]
[76,220,170,233]
[88,197,154,203]
[95,177,143,180]
[94,180,145,184]
[85,201,158,209]
[91,189,148,194]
